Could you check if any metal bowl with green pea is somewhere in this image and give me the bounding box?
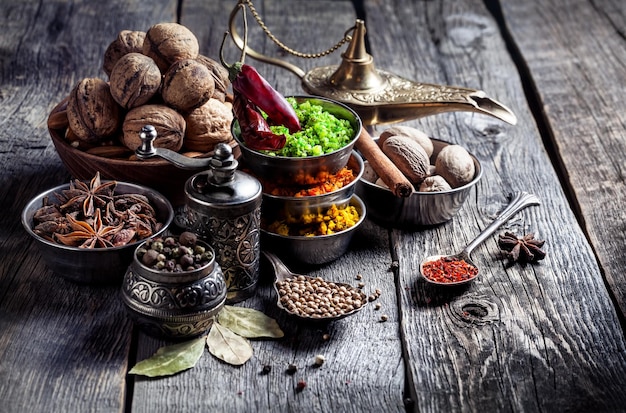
[232,95,362,185]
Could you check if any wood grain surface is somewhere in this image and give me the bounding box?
[1,0,625,412]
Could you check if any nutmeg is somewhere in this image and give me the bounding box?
[184,99,234,152]
[435,144,476,188]
[382,135,430,185]
[418,175,452,192]
[121,104,185,152]
[161,59,214,113]
[109,53,162,109]
[66,78,122,144]
[195,54,230,102]
[103,30,146,77]
[142,23,199,72]
[378,125,434,157]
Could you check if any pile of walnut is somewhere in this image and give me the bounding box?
[363,125,476,192]
[50,23,234,159]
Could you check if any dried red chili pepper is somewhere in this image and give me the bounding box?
[422,257,478,284]
[229,64,301,133]
[232,93,286,151]
[220,5,300,150]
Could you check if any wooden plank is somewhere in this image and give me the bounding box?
[0,1,178,412]
[126,1,406,412]
[497,0,626,317]
[361,0,626,411]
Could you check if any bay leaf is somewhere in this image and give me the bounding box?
[206,323,253,366]
[217,305,284,338]
[129,335,206,377]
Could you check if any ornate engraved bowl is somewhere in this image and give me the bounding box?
[21,181,174,285]
[356,139,482,227]
[120,239,227,340]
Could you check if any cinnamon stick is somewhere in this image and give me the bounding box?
[356,129,414,197]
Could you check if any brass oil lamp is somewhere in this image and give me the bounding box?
[228,1,517,126]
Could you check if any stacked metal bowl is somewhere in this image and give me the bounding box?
[233,95,366,265]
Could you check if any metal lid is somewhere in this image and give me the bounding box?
[185,143,262,212]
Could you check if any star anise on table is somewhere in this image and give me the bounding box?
[498,232,546,264]
[55,208,124,248]
[60,172,116,217]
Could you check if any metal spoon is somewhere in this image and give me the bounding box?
[420,191,540,286]
[262,251,367,321]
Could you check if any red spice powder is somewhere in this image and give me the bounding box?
[421,257,478,283]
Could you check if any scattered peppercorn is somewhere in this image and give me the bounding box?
[286,364,298,375]
[380,314,389,322]
[261,365,272,375]
[374,303,381,311]
[295,380,307,392]
[355,273,362,280]
[322,333,331,341]
[314,355,325,367]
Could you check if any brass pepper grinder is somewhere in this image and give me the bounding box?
[136,125,262,304]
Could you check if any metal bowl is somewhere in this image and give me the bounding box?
[232,95,362,185]
[261,151,364,220]
[261,195,366,265]
[21,181,174,285]
[121,239,227,340]
[356,139,482,227]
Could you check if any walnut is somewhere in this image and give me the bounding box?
[66,78,122,144]
[142,23,199,72]
[109,53,162,109]
[382,135,430,185]
[184,99,234,152]
[195,54,230,102]
[121,104,185,152]
[161,59,214,113]
[103,30,146,77]
[379,125,434,157]
[435,144,475,188]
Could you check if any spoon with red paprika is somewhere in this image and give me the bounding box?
[420,191,540,286]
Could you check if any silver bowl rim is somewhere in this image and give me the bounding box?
[261,194,367,240]
[358,138,484,196]
[21,180,174,253]
[261,150,365,201]
[232,94,363,160]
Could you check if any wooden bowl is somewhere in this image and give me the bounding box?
[47,97,239,206]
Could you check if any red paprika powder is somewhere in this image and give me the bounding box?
[421,257,478,284]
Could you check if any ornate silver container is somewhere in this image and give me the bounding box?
[135,128,263,304]
[181,145,262,304]
[121,240,227,340]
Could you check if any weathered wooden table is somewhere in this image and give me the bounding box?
[2,0,625,411]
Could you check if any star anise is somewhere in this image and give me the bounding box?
[60,172,117,217]
[55,209,123,248]
[498,232,546,264]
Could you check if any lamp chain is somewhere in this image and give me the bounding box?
[238,0,353,59]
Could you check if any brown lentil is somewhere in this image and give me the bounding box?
[276,276,367,319]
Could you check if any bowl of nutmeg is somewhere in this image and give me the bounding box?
[356,125,483,228]
[47,23,239,206]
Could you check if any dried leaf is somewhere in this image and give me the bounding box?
[217,305,284,339]
[129,336,206,377]
[206,323,253,366]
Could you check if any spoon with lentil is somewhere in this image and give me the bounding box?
[420,191,540,286]
[262,251,367,321]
